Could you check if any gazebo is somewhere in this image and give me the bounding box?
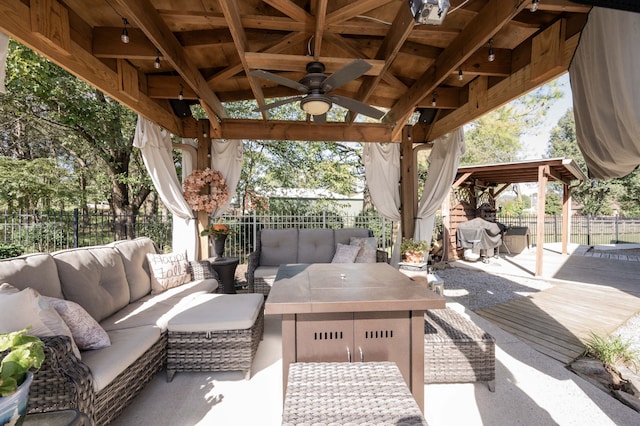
[1,1,632,257]
[447,158,587,276]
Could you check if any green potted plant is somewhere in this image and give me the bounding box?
[400,238,430,264]
[0,328,45,425]
[200,221,235,258]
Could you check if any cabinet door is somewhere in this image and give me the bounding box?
[354,311,411,384]
[296,312,354,362]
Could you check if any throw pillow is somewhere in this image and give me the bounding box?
[188,260,219,281]
[331,243,360,263]
[146,251,191,294]
[350,237,378,263]
[0,285,81,359]
[43,297,111,351]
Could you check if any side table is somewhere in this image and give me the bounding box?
[208,257,239,294]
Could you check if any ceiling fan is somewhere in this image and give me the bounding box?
[250,59,385,123]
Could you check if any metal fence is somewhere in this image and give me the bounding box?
[496,214,640,246]
[2,210,639,260]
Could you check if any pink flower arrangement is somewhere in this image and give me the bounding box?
[183,168,230,214]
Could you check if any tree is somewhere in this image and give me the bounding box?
[1,41,152,237]
[461,81,562,166]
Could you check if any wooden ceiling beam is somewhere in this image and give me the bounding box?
[313,0,328,59]
[0,0,181,135]
[245,53,385,75]
[218,0,267,119]
[347,2,415,122]
[427,29,580,141]
[384,0,530,127]
[218,119,394,142]
[114,0,227,120]
[263,0,314,24]
[325,0,394,25]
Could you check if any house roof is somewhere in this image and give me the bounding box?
[0,0,591,142]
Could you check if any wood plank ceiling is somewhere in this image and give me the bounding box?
[0,0,591,143]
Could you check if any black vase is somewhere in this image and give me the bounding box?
[213,234,227,258]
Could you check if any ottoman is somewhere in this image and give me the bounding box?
[424,308,496,391]
[282,362,427,426]
[166,293,264,381]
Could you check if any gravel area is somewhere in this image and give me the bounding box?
[435,264,553,311]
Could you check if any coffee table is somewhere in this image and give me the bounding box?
[264,263,445,412]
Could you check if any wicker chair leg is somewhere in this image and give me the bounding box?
[166,370,176,383]
[488,379,495,392]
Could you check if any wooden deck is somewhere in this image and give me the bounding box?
[476,283,640,364]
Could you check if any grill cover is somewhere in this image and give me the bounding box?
[456,218,503,250]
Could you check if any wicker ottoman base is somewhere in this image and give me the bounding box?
[166,294,264,381]
[424,308,495,391]
[282,362,427,426]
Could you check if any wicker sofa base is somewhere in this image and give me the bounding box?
[250,278,272,297]
[282,362,427,426]
[424,308,496,391]
[166,308,264,381]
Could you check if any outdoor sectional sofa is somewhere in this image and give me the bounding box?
[247,227,388,296]
[0,237,263,425]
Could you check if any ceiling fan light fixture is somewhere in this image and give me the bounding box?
[300,97,331,116]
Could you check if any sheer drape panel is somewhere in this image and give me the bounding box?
[569,7,640,179]
[414,128,465,253]
[211,139,243,217]
[133,116,198,259]
[363,143,402,266]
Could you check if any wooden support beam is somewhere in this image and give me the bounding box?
[536,165,549,276]
[400,126,415,239]
[217,119,394,142]
[0,0,182,135]
[562,182,570,255]
[114,0,227,120]
[531,19,566,84]
[313,0,328,59]
[30,0,71,54]
[196,120,212,260]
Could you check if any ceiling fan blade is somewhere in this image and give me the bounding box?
[250,69,308,93]
[321,59,372,93]
[330,95,385,120]
[312,113,326,124]
[253,96,303,112]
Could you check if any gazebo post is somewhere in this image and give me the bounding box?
[196,119,212,260]
[400,125,416,239]
[535,165,549,276]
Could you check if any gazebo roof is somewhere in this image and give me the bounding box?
[0,0,591,142]
[454,158,588,188]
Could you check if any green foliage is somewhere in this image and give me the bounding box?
[544,191,562,215]
[583,332,638,370]
[0,244,23,259]
[400,238,430,254]
[0,328,45,396]
[355,208,394,246]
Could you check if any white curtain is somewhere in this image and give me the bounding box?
[0,32,9,94]
[211,139,243,217]
[569,7,640,179]
[133,116,198,260]
[414,128,465,247]
[363,143,402,266]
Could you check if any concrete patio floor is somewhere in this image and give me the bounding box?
[110,244,640,426]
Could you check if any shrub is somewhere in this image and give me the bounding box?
[0,243,23,259]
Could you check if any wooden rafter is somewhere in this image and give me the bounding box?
[313,1,328,59]
[114,0,227,120]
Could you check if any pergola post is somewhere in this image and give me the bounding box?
[400,125,416,239]
[562,183,571,255]
[535,165,549,276]
[196,119,212,260]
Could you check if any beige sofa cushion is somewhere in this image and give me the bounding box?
[109,237,157,302]
[100,279,218,332]
[81,326,161,392]
[0,253,64,299]
[53,246,130,322]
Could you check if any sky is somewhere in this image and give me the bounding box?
[519,73,574,160]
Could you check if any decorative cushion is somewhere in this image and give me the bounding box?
[43,297,111,351]
[0,285,81,359]
[350,237,378,263]
[146,251,191,294]
[331,243,360,263]
[188,260,219,281]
